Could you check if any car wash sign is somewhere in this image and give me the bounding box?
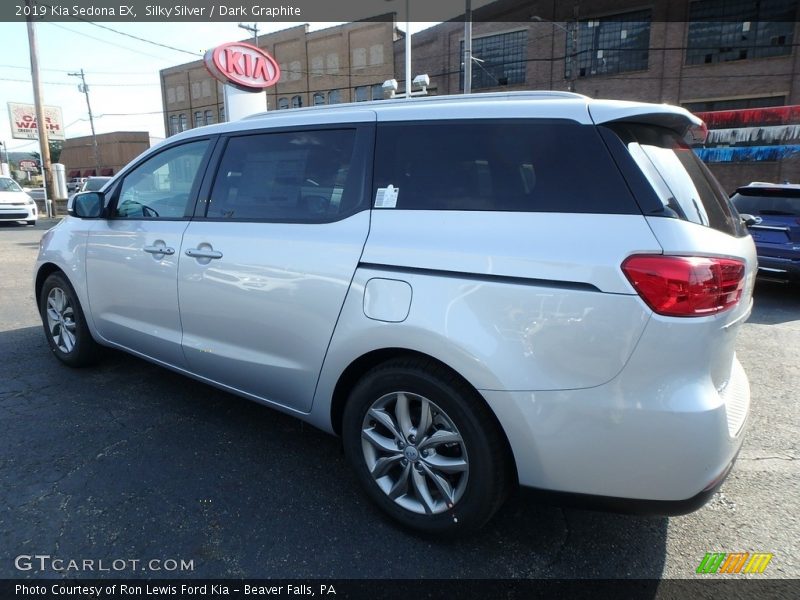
[8,102,65,140]
[204,42,281,92]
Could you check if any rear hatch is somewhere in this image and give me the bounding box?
[590,104,757,391]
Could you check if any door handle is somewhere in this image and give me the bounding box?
[185,248,223,260]
[143,245,175,255]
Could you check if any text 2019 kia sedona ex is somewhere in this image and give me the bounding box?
[35,92,755,535]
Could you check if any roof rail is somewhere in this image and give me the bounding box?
[243,90,589,120]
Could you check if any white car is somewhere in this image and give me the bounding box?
[36,92,755,534]
[0,177,37,225]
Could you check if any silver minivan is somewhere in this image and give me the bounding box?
[36,92,755,534]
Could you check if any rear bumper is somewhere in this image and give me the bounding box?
[517,450,739,516]
[481,356,749,511]
[756,254,800,280]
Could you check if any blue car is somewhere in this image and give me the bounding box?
[731,182,800,282]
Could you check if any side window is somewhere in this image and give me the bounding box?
[373,121,636,213]
[207,129,360,221]
[115,140,209,219]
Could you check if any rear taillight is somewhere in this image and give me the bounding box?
[622,255,745,317]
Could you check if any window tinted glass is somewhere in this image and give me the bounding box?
[116,140,209,219]
[732,192,800,216]
[373,121,636,213]
[207,129,359,221]
[609,123,743,236]
[0,178,22,192]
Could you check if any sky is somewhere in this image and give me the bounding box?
[0,20,438,155]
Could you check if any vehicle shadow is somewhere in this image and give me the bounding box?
[749,279,800,325]
[1,324,666,581]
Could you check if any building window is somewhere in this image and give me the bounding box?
[354,86,369,102]
[205,110,215,125]
[683,95,786,112]
[201,80,211,97]
[566,10,651,79]
[460,30,527,90]
[326,53,340,74]
[219,106,225,123]
[328,90,342,104]
[169,115,179,136]
[369,44,384,65]
[191,82,201,99]
[176,86,185,102]
[313,93,325,105]
[178,114,188,132]
[289,61,302,81]
[278,97,289,110]
[166,87,176,104]
[371,84,384,100]
[686,0,796,65]
[311,55,324,76]
[352,47,367,68]
[194,111,203,127]
[291,95,303,108]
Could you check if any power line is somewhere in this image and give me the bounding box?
[36,1,201,57]
[0,76,159,87]
[0,63,156,76]
[43,22,176,62]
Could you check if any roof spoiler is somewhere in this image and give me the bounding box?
[588,101,707,144]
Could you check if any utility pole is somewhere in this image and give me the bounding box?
[26,0,54,217]
[238,22,259,47]
[464,0,472,94]
[68,69,101,173]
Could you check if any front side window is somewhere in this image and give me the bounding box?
[115,140,209,219]
[207,129,360,221]
[686,0,797,65]
[373,121,636,214]
[566,10,651,79]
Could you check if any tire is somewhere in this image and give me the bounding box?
[39,272,99,367]
[342,357,512,535]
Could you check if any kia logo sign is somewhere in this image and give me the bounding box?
[204,42,281,92]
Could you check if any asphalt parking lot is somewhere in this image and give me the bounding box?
[1,219,798,580]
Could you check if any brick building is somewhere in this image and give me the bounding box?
[60,131,152,179]
[396,0,800,191]
[160,19,398,136]
[158,1,800,192]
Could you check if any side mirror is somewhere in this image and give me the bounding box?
[70,191,104,218]
[739,213,758,227]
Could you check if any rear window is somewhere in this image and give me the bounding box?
[731,191,800,216]
[607,123,745,236]
[372,120,637,213]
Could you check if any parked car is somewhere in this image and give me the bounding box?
[35,92,756,535]
[67,177,87,193]
[80,176,112,192]
[0,176,37,225]
[731,182,800,282]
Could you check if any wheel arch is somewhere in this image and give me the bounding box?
[35,262,66,303]
[329,347,519,485]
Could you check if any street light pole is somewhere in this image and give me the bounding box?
[464,0,472,94]
[68,69,101,173]
[531,15,579,92]
[238,22,259,47]
[26,0,54,217]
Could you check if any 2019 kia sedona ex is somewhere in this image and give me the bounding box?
[35,92,755,534]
